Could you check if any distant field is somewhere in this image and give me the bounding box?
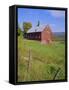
[18,35,65,82]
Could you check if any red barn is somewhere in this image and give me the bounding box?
[25,25,53,44]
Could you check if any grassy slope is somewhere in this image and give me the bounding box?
[18,35,65,82]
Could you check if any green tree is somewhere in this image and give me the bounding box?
[18,27,22,36]
[23,22,32,33]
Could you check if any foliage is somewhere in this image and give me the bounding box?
[18,27,22,36]
[23,22,32,33]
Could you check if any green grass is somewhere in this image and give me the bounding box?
[18,35,65,82]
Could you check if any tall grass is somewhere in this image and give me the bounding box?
[18,35,65,82]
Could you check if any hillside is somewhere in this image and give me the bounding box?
[53,32,65,41]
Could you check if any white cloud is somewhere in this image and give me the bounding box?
[49,10,65,18]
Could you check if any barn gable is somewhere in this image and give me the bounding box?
[41,25,53,44]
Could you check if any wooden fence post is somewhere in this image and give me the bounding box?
[26,48,32,80]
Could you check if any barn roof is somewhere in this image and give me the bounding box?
[27,25,50,33]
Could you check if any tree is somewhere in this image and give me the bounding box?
[23,22,32,33]
[18,26,22,36]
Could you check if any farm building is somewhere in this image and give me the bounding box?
[25,25,53,44]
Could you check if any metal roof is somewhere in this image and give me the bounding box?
[27,25,48,33]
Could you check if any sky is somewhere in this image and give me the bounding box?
[18,8,65,32]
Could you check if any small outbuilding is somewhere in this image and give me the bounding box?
[25,25,53,44]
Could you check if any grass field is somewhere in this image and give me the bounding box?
[18,35,65,82]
